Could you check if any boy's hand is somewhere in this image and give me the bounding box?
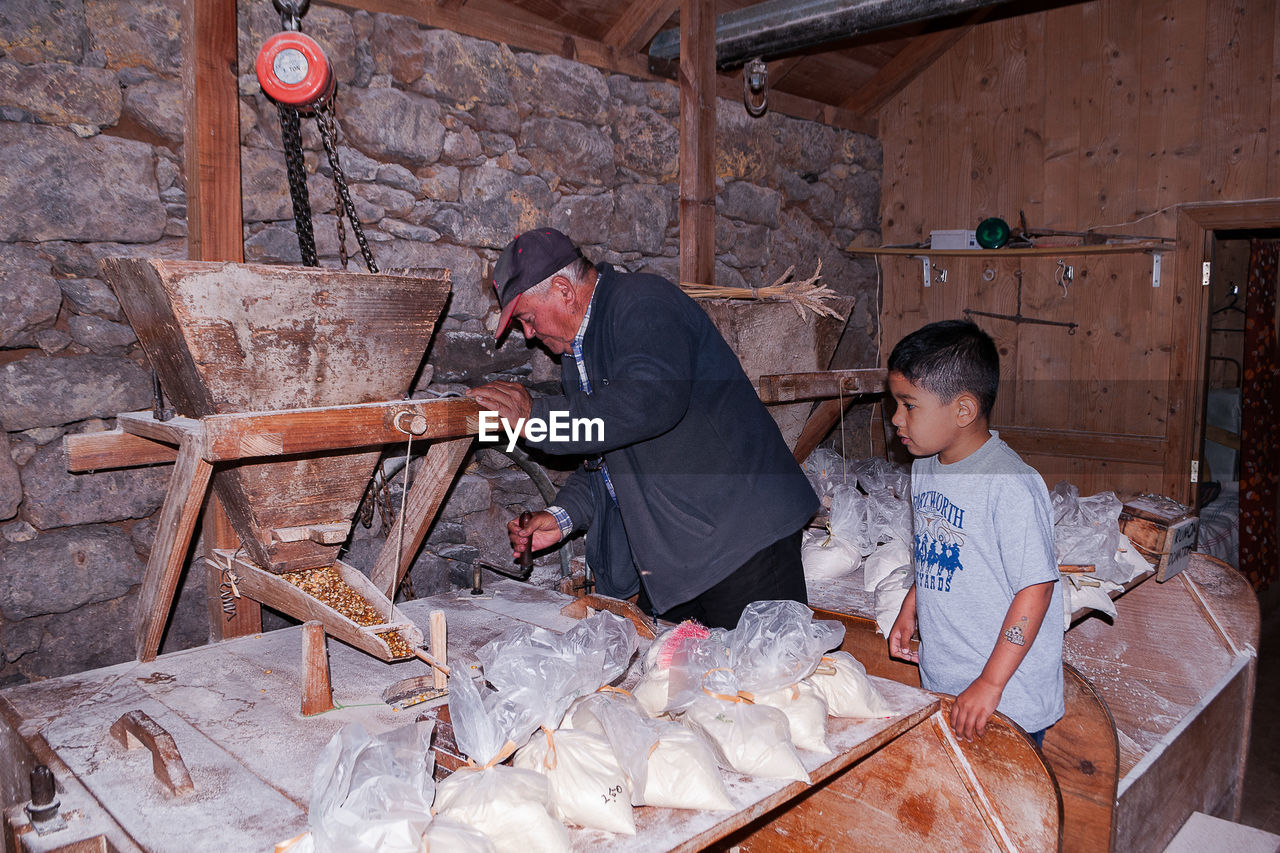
[950,677,1003,742]
[888,590,919,662]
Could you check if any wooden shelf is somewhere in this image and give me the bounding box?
[848,243,1171,257]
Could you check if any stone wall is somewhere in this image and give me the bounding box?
[0,0,882,684]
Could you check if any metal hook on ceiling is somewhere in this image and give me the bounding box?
[743,57,768,117]
[272,0,310,31]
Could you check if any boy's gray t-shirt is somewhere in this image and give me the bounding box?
[911,432,1065,732]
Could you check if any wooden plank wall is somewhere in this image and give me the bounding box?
[877,0,1280,499]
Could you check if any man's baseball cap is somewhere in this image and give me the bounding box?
[492,228,582,340]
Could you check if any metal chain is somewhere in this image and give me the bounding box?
[277,103,319,267]
[315,102,378,273]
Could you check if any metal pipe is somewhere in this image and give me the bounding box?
[649,0,1012,70]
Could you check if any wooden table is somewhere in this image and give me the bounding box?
[1,582,1059,852]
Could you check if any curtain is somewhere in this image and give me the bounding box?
[1238,238,1279,590]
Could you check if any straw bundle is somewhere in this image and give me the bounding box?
[680,259,846,321]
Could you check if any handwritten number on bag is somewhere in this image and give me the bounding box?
[602,784,624,804]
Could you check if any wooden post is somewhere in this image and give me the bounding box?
[135,437,214,662]
[679,0,716,288]
[371,437,474,599]
[301,621,335,716]
[429,610,448,691]
[182,0,243,263]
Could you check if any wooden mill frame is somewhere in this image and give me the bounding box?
[65,399,479,662]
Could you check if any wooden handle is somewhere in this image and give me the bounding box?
[519,511,534,569]
[429,609,448,689]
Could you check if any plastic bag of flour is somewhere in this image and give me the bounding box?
[633,621,718,717]
[422,816,496,853]
[802,448,848,499]
[727,600,845,694]
[804,651,891,718]
[801,527,863,580]
[513,727,635,835]
[644,723,735,810]
[309,721,435,853]
[662,627,735,715]
[564,691,732,811]
[477,611,639,730]
[448,663,543,768]
[683,696,809,783]
[863,539,912,593]
[874,563,916,639]
[752,682,831,753]
[433,764,569,853]
[632,666,671,717]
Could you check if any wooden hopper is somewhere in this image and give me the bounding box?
[100,259,450,574]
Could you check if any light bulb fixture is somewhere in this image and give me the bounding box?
[743,57,768,117]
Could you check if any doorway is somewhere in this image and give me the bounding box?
[1176,200,1280,607]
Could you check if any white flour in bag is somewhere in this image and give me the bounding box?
[683,697,809,783]
[422,816,497,852]
[432,765,570,853]
[752,681,832,753]
[805,651,891,718]
[633,667,671,717]
[513,728,636,835]
[643,725,735,811]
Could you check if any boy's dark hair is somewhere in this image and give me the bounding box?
[888,319,999,417]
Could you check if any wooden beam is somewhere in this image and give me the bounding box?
[321,0,872,134]
[182,0,242,263]
[839,12,988,115]
[759,368,888,403]
[64,429,178,472]
[995,426,1167,465]
[135,437,214,662]
[115,399,480,463]
[371,437,473,598]
[319,0,652,78]
[791,397,853,464]
[199,399,479,461]
[679,0,716,288]
[604,0,681,53]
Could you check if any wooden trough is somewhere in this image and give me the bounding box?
[66,259,480,663]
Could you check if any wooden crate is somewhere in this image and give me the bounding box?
[1119,496,1199,582]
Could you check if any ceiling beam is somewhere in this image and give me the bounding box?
[604,0,682,53]
[838,9,988,114]
[319,0,652,78]
[321,0,873,133]
[649,0,1012,70]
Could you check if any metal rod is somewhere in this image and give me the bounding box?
[650,0,1013,69]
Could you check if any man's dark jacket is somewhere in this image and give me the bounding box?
[525,263,819,613]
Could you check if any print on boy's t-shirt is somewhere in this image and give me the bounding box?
[913,489,965,592]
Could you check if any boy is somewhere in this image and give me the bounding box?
[886,320,1063,745]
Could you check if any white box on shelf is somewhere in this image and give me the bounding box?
[929,229,979,250]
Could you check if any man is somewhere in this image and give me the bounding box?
[466,228,818,629]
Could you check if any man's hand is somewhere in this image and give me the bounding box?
[508,510,564,561]
[950,676,1003,742]
[887,587,919,662]
[466,380,533,425]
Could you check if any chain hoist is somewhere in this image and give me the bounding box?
[254,0,376,272]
